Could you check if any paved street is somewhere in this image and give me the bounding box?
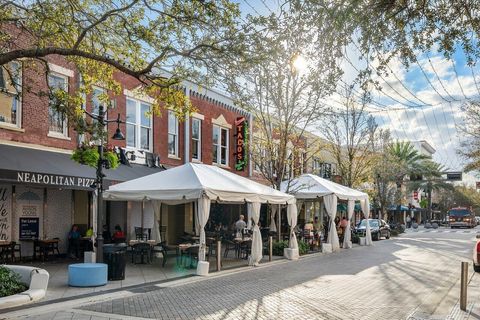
[2,228,478,320]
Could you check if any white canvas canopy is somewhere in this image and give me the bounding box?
[105,163,295,205]
[281,174,368,201]
[280,174,371,249]
[104,163,296,273]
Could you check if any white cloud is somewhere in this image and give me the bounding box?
[331,48,480,179]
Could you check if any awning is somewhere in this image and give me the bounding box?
[280,174,368,201]
[0,144,163,190]
[104,162,296,205]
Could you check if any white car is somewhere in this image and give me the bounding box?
[473,235,480,272]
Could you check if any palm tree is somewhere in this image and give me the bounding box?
[388,141,430,201]
[408,160,454,221]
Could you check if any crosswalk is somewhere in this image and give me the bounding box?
[406,228,480,234]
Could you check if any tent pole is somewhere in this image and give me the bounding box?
[277,204,281,242]
[141,199,144,236]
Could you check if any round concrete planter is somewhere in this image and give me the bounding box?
[0,265,49,310]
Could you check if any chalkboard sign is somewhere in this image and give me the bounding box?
[19,218,39,240]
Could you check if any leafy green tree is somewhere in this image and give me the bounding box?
[388,141,429,190]
[0,0,248,139]
[320,1,480,76]
[459,101,480,173]
[408,160,454,220]
[438,185,480,214]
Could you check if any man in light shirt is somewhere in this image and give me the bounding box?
[235,214,247,232]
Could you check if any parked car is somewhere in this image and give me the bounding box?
[473,235,480,272]
[354,219,391,241]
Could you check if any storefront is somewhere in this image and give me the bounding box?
[0,144,162,257]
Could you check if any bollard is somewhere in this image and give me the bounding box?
[216,241,221,271]
[269,236,273,262]
[460,261,468,311]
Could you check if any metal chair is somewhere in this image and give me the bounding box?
[131,242,151,264]
[151,242,168,267]
[12,241,21,262]
[134,227,148,241]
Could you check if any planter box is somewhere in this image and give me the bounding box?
[321,243,332,253]
[359,237,366,246]
[0,265,49,309]
[196,261,209,276]
[284,248,299,260]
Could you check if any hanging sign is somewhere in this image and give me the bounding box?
[235,117,248,171]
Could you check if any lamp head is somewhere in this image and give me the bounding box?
[112,127,125,140]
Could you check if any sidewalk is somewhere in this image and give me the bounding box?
[446,271,480,320]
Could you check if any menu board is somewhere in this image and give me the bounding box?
[19,218,39,240]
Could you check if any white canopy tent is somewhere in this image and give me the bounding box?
[104,163,296,274]
[281,174,372,250]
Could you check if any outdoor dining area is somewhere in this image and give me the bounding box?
[104,162,298,275]
[0,164,374,302]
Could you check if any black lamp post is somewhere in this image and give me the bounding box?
[85,104,125,263]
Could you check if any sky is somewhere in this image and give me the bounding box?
[235,0,479,185]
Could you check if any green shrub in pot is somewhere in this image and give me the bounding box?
[0,266,27,297]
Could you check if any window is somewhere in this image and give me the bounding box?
[48,73,68,136]
[313,158,320,173]
[192,118,201,161]
[213,125,228,165]
[126,98,152,151]
[0,62,21,127]
[299,152,305,174]
[168,111,178,156]
[312,159,333,179]
[91,87,105,117]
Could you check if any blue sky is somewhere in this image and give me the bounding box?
[237,0,478,184]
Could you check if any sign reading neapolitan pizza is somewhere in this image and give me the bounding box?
[235,117,248,171]
[0,169,96,189]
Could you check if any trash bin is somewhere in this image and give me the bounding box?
[103,243,127,280]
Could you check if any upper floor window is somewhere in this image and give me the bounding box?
[0,62,21,127]
[48,73,68,137]
[126,98,152,151]
[213,125,228,165]
[168,111,178,156]
[192,117,201,161]
[316,162,333,179]
[91,87,106,117]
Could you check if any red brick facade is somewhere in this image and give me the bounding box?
[0,56,251,177]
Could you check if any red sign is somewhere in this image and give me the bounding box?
[413,191,418,200]
[235,117,248,171]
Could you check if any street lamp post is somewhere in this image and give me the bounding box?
[85,104,125,263]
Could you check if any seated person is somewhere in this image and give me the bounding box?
[112,225,125,242]
[68,224,81,259]
[85,227,93,238]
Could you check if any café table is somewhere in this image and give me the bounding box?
[34,239,60,262]
[176,243,200,268]
[233,237,252,259]
[129,240,157,264]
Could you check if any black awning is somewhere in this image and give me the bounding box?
[0,144,164,189]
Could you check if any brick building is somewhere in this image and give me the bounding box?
[0,54,252,256]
